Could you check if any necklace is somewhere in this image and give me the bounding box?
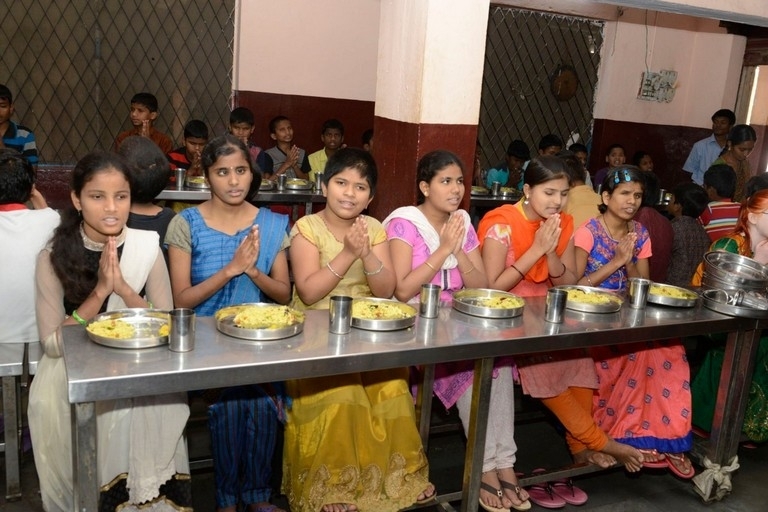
[80,223,126,251]
[600,215,628,240]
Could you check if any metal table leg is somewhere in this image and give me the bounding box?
[702,324,762,501]
[2,375,21,500]
[72,402,98,511]
[460,358,494,512]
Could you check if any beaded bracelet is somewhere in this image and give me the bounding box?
[326,262,343,279]
[549,263,567,279]
[72,309,87,326]
[585,274,594,286]
[363,260,384,276]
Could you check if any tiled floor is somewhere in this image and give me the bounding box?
[2,403,767,511]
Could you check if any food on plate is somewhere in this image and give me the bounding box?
[471,186,488,194]
[650,284,697,300]
[87,319,136,339]
[287,178,310,186]
[476,296,524,309]
[565,288,618,305]
[216,305,304,329]
[352,300,414,320]
[186,176,207,184]
[500,187,517,194]
[158,323,170,337]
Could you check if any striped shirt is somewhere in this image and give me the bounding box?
[699,200,741,242]
[2,121,38,165]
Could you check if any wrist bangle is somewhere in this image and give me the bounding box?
[72,309,87,326]
[585,274,594,286]
[425,261,437,271]
[363,260,384,276]
[510,264,523,277]
[549,262,567,279]
[326,262,343,279]
[461,265,475,275]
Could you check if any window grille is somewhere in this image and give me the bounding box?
[479,6,603,169]
[0,0,235,164]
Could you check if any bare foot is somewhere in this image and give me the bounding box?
[416,483,436,503]
[602,439,644,472]
[321,504,358,512]
[480,471,512,510]
[573,449,616,468]
[497,467,530,508]
[638,449,666,464]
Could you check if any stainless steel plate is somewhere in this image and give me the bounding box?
[701,289,768,319]
[703,251,768,285]
[351,298,417,331]
[260,180,275,191]
[555,285,623,313]
[185,176,210,189]
[86,309,169,349]
[285,179,313,190]
[647,283,699,308]
[471,186,489,196]
[215,303,305,341]
[452,289,525,318]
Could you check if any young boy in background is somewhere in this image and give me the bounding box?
[264,115,310,180]
[229,107,273,173]
[114,92,173,154]
[308,118,345,181]
[666,183,711,287]
[167,119,209,179]
[569,142,592,188]
[699,164,741,242]
[0,84,38,165]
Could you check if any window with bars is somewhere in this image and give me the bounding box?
[0,0,235,164]
[479,6,604,170]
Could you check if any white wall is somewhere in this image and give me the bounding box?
[593,12,746,128]
[235,0,380,101]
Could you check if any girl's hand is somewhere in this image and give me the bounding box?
[95,237,121,298]
[615,232,638,266]
[439,214,465,256]
[533,214,561,256]
[230,226,260,275]
[344,216,371,259]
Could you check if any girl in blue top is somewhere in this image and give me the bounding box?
[166,134,291,512]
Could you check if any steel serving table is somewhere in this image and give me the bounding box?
[156,188,326,221]
[61,297,763,510]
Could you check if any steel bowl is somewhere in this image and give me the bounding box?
[701,289,768,319]
[215,303,305,341]
[703,251,768,288]
[554,285,623,313]
[351,298,417,331]
[452,289,525,319]
[701,271,766,292]
[646,283,699,308]
[86,308,169,349]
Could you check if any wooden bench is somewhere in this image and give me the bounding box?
[0,343,25,500]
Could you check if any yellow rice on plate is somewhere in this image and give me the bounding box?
[87,319,136,339]
[352,300,414,320]
[476,296,524,309]
[566,289,618,305]
[287,178,310,186]
[217,305,303,329]
[650,284,697,300]
[186,176,207,184]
